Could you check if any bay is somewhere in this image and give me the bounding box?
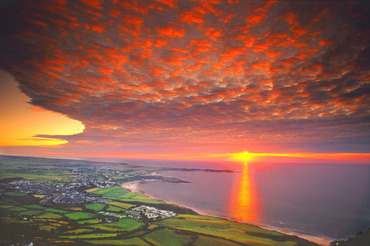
[133,161,369,243]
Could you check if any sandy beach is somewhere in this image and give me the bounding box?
[121,180,223,217]
[121,179,332,246]
[120,181,142,193]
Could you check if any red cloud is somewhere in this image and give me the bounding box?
[157,25,185,38]
[180,7,206,24]
[155,0,178,9]
[1,0,369,154]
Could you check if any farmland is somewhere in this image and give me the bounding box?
[0,155,318,245]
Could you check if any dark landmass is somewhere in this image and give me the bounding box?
[329,228,370,246]
[0,154,318,246]
[119,175,189,184]
[161,167,233,173]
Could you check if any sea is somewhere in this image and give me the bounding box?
[95,158,370,244]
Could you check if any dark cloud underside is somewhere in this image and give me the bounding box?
[1,0,369,153]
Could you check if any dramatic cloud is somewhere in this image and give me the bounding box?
[0,0,369,155]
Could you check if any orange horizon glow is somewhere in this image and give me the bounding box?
[0,70,85,147]
[2,149,368,165]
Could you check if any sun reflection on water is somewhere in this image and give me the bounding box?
[227,161,261,223]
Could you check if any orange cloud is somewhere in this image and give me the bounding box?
[157,25,185,38]
[1,0,369,157]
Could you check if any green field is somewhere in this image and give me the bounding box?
[38,212,63,219]
[194,235,241,246]
[115,192,164,204]
[106,205,127,212]
[85,203,106,211]
[143,228,194,246]
[92,186,124,195]
[33,194,46,199]
[6,207,26,212]
[44,208,69,214]
[18,210,44,216]
[0,205,12,209]
[65,212,96,220]
[106,201,135,209]
[85,238,149,245]
[88,224,125,232]
[23,205,47,210]
[60,233,118,239]
[77,218,102,225]
[64,228,95,234]
[156,215,297,246]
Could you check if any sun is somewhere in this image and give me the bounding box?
[232,151,253,161]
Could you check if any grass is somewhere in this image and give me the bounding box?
[64,228,95,234]
[0,156,317,246]
[143,228,194,246]
[86,187,100,193]
[92,186,124,195]
[77,219,102,225]
[0,216,22,223]
[108,218,145,231]
[49,222,63,227]
[40,225,57,231]
[6,207,27,212]
[106,205,126,213]
[23,205,46,210]
[0,173,63,181]
[19,210,44,216]
[66,207,83,211]
[194,235,240,246]
[60,233,118,239]
[38,212,63,219]
[85,203,106,211]
[33,194,46,199]
[85,238,149,245]
[157,214,295,246]
[65,212,95,220]
[0,205,13,209]
[114,192,164,204]
[6,192,27,197]
[92,186,162,204]
[106,201,134,209]
[44,208,69,214]
[93,186,131,200]
[88,224,125,232]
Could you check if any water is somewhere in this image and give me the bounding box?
[125,160,369,243]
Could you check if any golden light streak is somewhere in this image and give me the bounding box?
[227,161,261,223]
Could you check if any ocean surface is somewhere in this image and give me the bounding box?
[95,158,370,243]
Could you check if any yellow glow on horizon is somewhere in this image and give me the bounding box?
[232,151,254,161]
[48,151,369,164]
[228,152,370,164]
[0,70,85,147]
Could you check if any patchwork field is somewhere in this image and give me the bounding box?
[0,155,319,246]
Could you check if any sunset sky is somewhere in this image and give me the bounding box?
[0,0,369,163]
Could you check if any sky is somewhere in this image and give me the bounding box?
[0,0,369,163]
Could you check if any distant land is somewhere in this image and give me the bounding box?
[0,154,319,246]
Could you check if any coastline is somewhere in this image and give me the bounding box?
[120,180,215,216]
[121,180,332,246]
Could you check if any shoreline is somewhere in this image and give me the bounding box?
[121,180,332,246]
